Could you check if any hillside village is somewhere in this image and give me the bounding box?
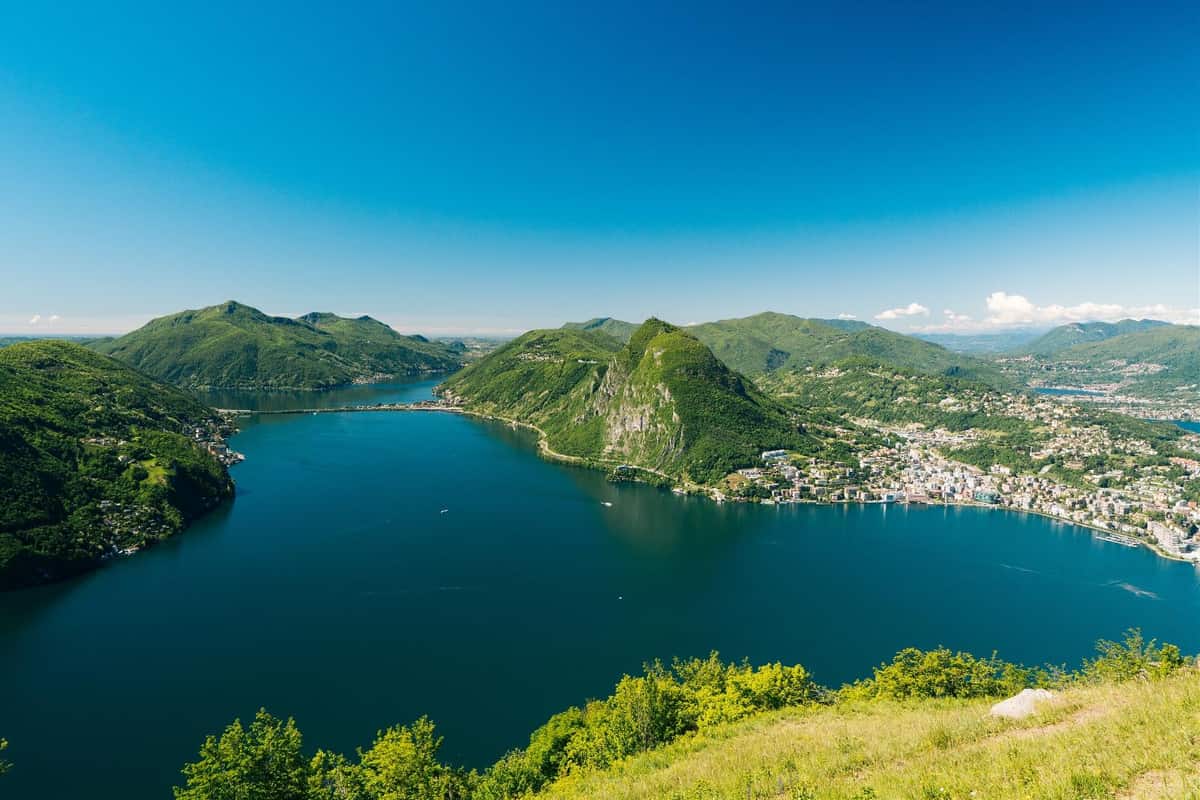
[721,390,1200,564]
[83,418,243,559]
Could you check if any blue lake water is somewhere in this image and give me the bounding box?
[2,378,1199,798]
[1034,387,1105,397]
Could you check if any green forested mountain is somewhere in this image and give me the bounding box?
[441,319,817,483]
[1016,319,1170,356]
[0,340,234,589]
[1055,325,1200,394]
[92,301,462,390]
[685,311,1010,386]
[561,317,639,342]
[1055,325,1199,368]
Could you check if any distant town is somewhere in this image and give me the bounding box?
[721,391,1200,564]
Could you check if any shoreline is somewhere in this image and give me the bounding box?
[449,408,1199,567]
[227,401,1200,568]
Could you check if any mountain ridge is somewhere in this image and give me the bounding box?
[442,319,817,484]
[92,301,463,389]
[1016,319,1172,356]
[0,340,234,589]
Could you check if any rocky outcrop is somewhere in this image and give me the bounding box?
[989,688,1056,719]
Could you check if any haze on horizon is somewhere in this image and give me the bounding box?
[1,1,1197,337]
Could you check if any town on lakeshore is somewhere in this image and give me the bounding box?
[225,384,1200,566]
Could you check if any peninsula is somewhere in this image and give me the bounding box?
[443,315,1200,563]
[0,340,237,589]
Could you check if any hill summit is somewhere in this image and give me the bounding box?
[92,301,462,389]
[442,319,816,483]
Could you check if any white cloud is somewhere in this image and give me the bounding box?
[983,292,1198,327]
[912,292,1200,333]
[27,314,62,327]
[874,302,929,320]
[836,312,857,320]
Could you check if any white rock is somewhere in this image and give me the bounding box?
[989,688,1056,719]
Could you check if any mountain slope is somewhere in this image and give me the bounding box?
[561,317,639,343]
[441,319,815,483]
[686,311,1010,386]
[93,301,462,389]
[538,669,1200,800]
[1017,319,1171,356]
[0,340,234,589]
[1056,325,1200,395]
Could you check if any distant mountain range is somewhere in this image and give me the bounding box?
[1016,319,1172,356]
[915,330,1043,354]
[561,317,640,343]
[991,320,1198,398]
[91,301,463,390]
[0,340,234,589]
[444,319,819,484]
[567,312,1010,388]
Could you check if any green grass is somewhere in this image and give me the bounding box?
[537,670,1200,800]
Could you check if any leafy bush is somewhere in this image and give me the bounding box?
[1082,629,1186,683]
[841,647,1040,701]
[176,634,1192,800]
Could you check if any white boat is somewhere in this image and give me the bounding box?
[601,501,613,507]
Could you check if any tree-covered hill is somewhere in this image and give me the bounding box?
[685,311,1011,387]
[92,301,463,390]
[441,319,818,484]
[1055,325,1200,387]
[0,340,234,589]
[998,324,1200,400]
[1016,319,1171,356]
[561,317,639,343]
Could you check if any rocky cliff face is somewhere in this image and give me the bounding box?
[443,318,814,484]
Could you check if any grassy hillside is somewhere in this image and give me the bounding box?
[441,320,818,484]
[93,301,462,389]
[0,340,233,589]
[166,632,1196,800]
[686,312,1011,387]
[562,317,639,343]
[538,669,1199,800]
[1018,319,1171,356]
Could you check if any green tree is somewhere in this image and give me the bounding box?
[1084,629,1186,683]
[842,647,1033,701]
[357,717,466,800]
[175,710,308,800]
[1,738,10,776]
[307,750,369,800]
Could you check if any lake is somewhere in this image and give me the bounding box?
[1034,387,1105,397]
[2,378,1199,799]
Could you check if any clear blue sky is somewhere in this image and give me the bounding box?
[1,1,1196,335]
